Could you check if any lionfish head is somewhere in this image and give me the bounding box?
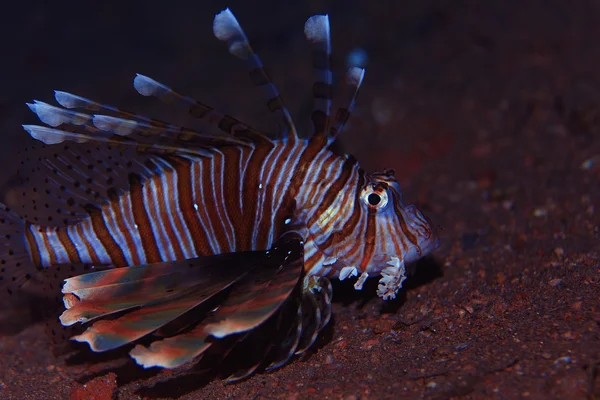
[364,169,439,262]
[331,169,439,300]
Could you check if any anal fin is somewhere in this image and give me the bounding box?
[295,276,333,355]
[61,251,265,352]
[129,232,305,370]
[265,295,303,372]
[61,232,305,373]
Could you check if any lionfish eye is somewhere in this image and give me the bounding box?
[361,186,389,210]
[368,193,381,205]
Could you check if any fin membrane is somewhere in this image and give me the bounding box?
[296,276,333,354]
[329,67,365,139]
[222,275,333,378]
[264,294,304,372]
[1,140,157,227]
[214,8,297,138]
[63,232,305,372]
[304,14,333,136]
[62,249,266,351]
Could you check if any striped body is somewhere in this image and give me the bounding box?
[25,137,370,279]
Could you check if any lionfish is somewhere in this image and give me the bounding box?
[0,9,438,380]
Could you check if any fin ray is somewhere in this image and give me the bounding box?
[214,8,297,138]
[265,302,303,371]
[329,67,365,140]
[129,232,304,369]
[305,15,333,136]
[133,74,269,144]
[62,251,265,350]
[38,90,252,149]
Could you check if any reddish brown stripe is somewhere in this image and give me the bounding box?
[240,142,274,250]
[142,175,173,260]
[304,250,322,275]
[256,182,275,249]
[161,169,193,259]
[129,173,162,263]
[300,151,337,208]
[262,140,295,203]
[169,157,212,255]
[258,141,298,244]
[222,147,243,243]
[41,229,58,266]
[359,211,377,270]
[111,191,141,266]
[56,228,81,263]
[203,151,231,252]
[274,135,328,231]
[320,171,365,249]
[308,155,357,227]
[24,224,41,268]
[266,141,294,179]
[76,223,101,264]
[154,170,185,260]
[84,204,128,267]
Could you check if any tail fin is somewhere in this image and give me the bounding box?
[0,203,36,296]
